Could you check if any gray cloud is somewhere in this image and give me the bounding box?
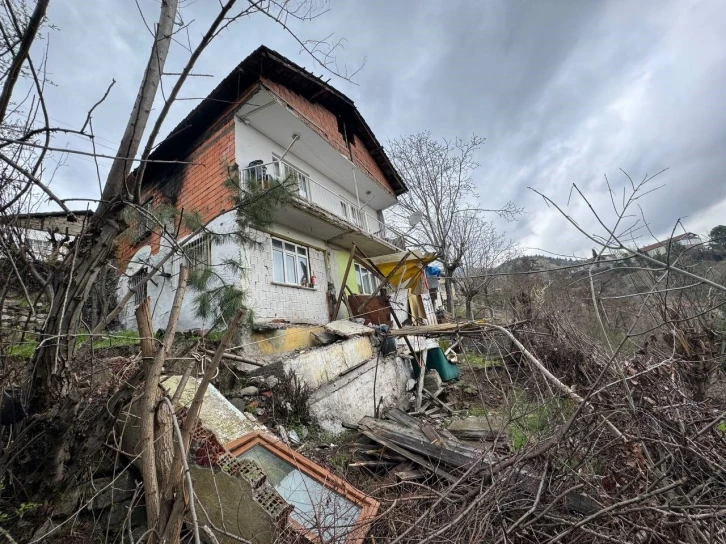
[31,0,726,256]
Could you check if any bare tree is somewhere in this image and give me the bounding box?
[0,0,363,540]
[455,218,519,319]
[386,132,520,313]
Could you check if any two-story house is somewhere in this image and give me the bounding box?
[117,46,407,331]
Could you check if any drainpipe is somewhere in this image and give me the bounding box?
[342,121,362,211]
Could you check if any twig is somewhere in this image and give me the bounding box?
[161,396,201,544]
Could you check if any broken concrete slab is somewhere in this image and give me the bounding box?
[237,386,259,397]
[250,336,374,390]
[162,376,266,443]
[309,356,413,432]
[190,464,283,544]
[324,319,374,337]
[311,329,338,345]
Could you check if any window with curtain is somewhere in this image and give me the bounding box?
[272,238,311,287]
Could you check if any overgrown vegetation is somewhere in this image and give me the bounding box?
[269,370,313,426]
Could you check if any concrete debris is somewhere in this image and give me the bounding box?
[237,385,259,397]
[324,319,375,337]
[424,369,443,392]
[406,378,417,391]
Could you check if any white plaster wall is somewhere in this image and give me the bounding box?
[281,336,373,389]
[118,211,244,332]
[241,227,330,324]
[309,356,413,433]
[234,120,379,223]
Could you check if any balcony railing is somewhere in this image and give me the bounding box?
[242,160,406,250]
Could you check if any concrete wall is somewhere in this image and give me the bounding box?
[261,77,395,197]
[309,356,413,433]
[241,228,330,324]
[278,336,413,433]
[118,211,244,331]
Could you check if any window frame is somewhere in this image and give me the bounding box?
[183,233,212,277]
[354,263,378,295]
[129,267,148,306]
[132,200,154,241]
[271,237,312,288]
[226,432,379,544]
[340,200,364,228]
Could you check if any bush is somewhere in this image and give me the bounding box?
[270,370,312,425]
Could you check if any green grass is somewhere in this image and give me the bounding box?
[461,353,502,369]
[7,342,37,358]
[506,390,575,451]
[84,329,141,350]
[718,421,726,434]
[5,329,141,359]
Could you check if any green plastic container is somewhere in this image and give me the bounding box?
[410,347,460,381]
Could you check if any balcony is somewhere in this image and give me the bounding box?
[243,160,405,255]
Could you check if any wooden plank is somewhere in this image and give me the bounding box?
[423,388,454,414]
[420,423,443,446]
[358,250,411,312]
[384,407,420,429]
[359,429,457,483]
[395,469,424,482]
[362,418,484,458]
[448,429,503,441]
[359,418,483,469]
[332,244,356,320]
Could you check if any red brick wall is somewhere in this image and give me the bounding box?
[261,77,394,196]
[117,76,395,271]
[117,120,236,270]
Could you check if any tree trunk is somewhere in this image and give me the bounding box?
[26,0,179,490]
[444,267,456,315]
[465,296,473,320]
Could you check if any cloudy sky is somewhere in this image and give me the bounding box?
[26,0,726,257]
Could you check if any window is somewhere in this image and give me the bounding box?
[340,201,363,228]
[354,264,377,295]
[272,156,309,200]
[132,201,154,240]
[129,267,148,306]
[272,238,311,287]
[227,432,378,543]
[184,234,211,276]
[27,236,53,259]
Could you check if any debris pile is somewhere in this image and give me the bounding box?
[351,407,500,482]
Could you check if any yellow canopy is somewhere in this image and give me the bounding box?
[367,250,437,288]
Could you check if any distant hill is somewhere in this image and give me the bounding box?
[497,255,584,273]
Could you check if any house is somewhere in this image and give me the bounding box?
[117,46,408,332]
[639,232,702,257]
[1,210,92,260]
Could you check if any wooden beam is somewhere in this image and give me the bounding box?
[333,243,356,320]
[358,250,411,313]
